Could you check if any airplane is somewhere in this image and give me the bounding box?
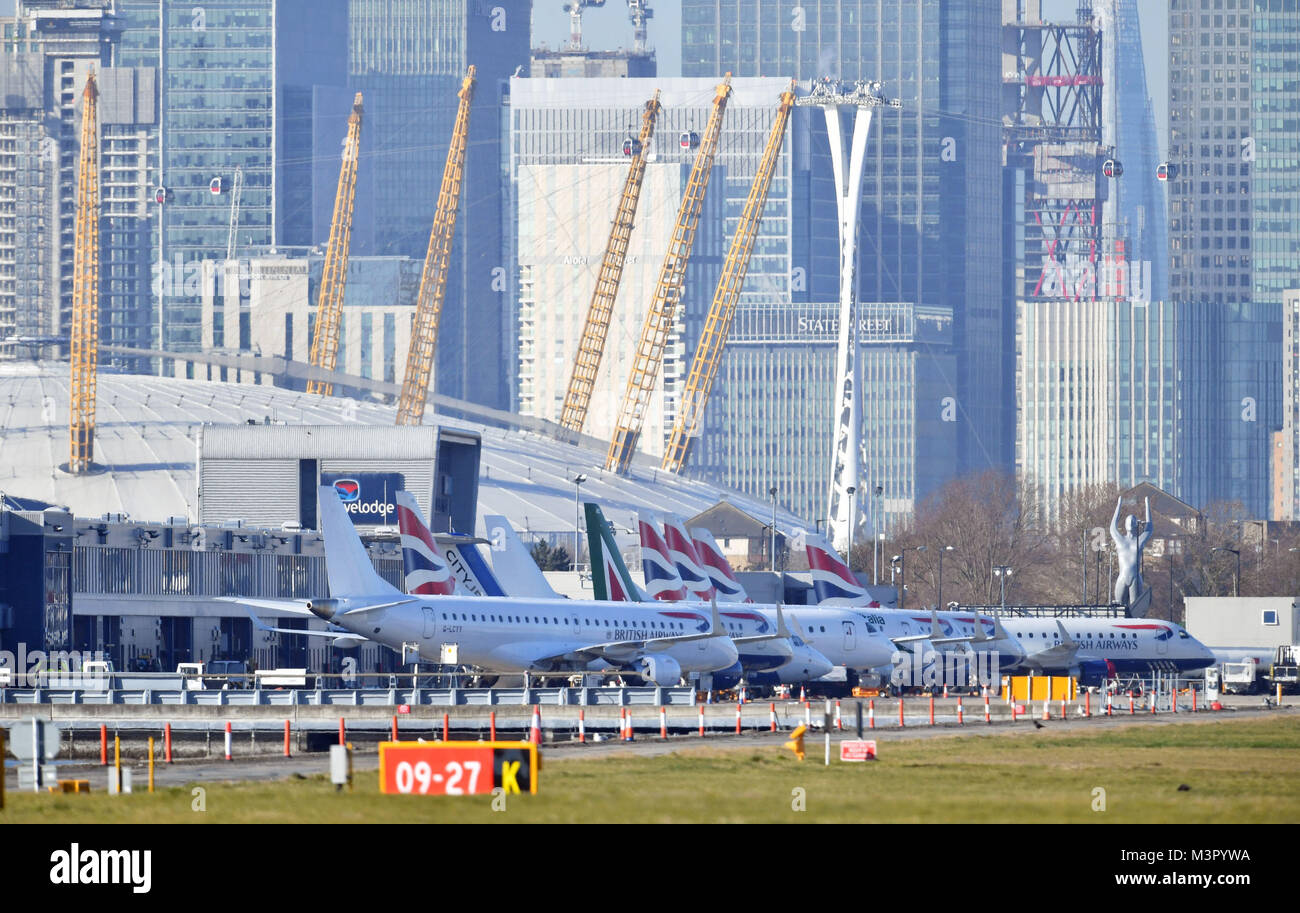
[397,491,519,599]
[636,515,692,602]
[592,504,894,686]
[801,532,1215,687]
[689,527,751,603]
[659,514,716,601]
[481,515,564,600]
[236,487,741,686]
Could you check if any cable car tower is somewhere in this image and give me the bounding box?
[794,78,900,554]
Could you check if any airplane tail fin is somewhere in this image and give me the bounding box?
[688,526,750,602]
[636,513,691,601]
[803,531,871,606]
[318,485,403,598]
[446,539,508,598]
[482,514,561,600]
[585,502,646,602]
[661,514,715,601]
[395,491,456,596]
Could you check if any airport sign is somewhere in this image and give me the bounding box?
[379,741,538,795]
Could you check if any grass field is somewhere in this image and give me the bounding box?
[5,716,1299,823]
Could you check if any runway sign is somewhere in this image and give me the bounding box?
[840,740,877,762]
[378,741,538,795]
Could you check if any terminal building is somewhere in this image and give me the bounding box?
[0,362,803,675]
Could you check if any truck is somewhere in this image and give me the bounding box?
[1270,646,1300,694]
[206,660,250,689]
[177,662,206,691]
[1220,659,1263,694]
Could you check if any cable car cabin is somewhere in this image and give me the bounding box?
[622,137,642,157]
[154,186,168,205]
[210,177,223,195]
[1102,159,1123,178]
[680,131,700,150]
[1156,162,1176,181]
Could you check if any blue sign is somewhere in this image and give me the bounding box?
[320,472,404,526]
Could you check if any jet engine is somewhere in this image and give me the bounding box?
[636,654,682,686]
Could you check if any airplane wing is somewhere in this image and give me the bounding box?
[218,596,314,617]
[1020,621,1080,669]
[893,611,970,646]
[732,604,794,645]
[243,608,369,646]
[532,600,732,666]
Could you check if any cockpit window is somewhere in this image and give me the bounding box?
[1179,630,1190,639]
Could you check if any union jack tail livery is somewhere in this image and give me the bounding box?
[636,513,691,602]
[396,491,456,596]
[585,502,646,602]
[803,531,878,607]
[689,527,750,603]
[661,514,715,601]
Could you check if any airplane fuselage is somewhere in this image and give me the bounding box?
[321,594,739,678]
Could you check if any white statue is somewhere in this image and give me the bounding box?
[1110,496,1152,608]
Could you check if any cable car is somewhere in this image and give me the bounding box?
[622,137,641,157]
[1156,162,1176,182]
[1102,158,1123,178]
[679,131,699,150]
[154,186,168,205]
[210,177,223,195]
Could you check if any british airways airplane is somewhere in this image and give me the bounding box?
[597,504,895,684]
[801,532,1215,686]
[689,527,751,603]
[240,487,740,686]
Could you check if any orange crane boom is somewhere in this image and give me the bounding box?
[396,67,476,426]
[557,90,662,436]
[660,84,795,475]
[605,76,732,474]
[68,73,100,474]
[307,92,365,397]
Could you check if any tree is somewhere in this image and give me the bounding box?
[529,539,572,572]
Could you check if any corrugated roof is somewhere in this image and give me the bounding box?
[0,363,803,538]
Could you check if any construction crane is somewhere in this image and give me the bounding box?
[627,0,651,53]
[605,74,731,474]
[564,0,605,49]
[225,167,244,261]
[306,93,365,397]
[68,72,100,474]
[660,83,795,475]
[395,67,475,426]
[557,89,662,437]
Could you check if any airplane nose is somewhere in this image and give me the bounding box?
[863,635,895,668]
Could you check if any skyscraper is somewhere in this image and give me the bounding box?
[342,0,530,410]
[114,0,347,360]
[1167,0,1292,516]
[0,2,115,358]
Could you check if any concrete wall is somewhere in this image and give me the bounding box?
[1184,596,1300,649]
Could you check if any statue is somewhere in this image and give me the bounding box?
[1110,496,1152,612]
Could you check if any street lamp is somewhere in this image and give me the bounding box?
[769,486,778,573]
[992,565,1013,614]
[1211,546,1241,597]
[891,545,926,610]
[937,544,955,611]
[871,485,884,583]
[573,473,587,571]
